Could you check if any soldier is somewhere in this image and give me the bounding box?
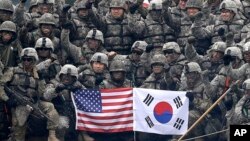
[125,41,150,87]
[185,41,226,81]
[35,37,61,83]
[28,0,39,13]
[191,0,244,44]
[87,0,141,55]
[0,48,59,141]
[125,0,148,19]
[78,52,110,89]
[139,54,172,141]
[162,42,187,90]
[0,0,14,24]
[62,0,97,47]
[61,27,113,66]
[43,64,89,141]
[179,62,221,141]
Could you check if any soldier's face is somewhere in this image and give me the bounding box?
[87,39,100,50]
[37,48,51,58]
[185,72,198,83]
[111,71,125,81]
[187,8,199,17]
[131,49,143,61]
[178,0,187,10]
[40,24,53,35]
[1,31,13,43]
[220,9,235,22]
[0,10,13,22]
[77,9,88,18]
[244,52,250,63]
[210,51,223,62]
[30,6,39,13]
[38,3,53,14]
[165,51,178,63]
[22,57,35,68]
[111,8,124,19]
[92,62,105,73]
[60,74,75,86]
[152,64,164,74]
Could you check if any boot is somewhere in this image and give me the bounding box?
[48,130,60,141]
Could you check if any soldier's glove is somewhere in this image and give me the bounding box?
[187,36,196,44]
[95,75,104,85]
[193,11,203,23]
[85,0,93,9]
[234,33,241,43]
[20,0,27,3]
[70,83,82,92]
[62,21,73,30]
[6,98,18,107]
[224,98,233,111]
[55,84,66,93]
[223,54,232,66]
[162,0,172,7]
[62,4,71,13]
[136,0,144,5]
[129,3,140,14]
[160,79,168,90]
[186,92,195,102]
[218,27,225,36]
[145,44,154,53]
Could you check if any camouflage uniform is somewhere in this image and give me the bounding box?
[78,53,110,88]
[88,0,140,55]
[44,64,86,141]
[0,48,59,141]
[191,0,244,44]
[185,41,226,81]
[61,28,108,66]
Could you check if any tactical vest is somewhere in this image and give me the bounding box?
[0,43,19,67]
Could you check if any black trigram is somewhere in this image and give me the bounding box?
[145,116,154,128]
[143,94,154,106]
[173,118,185,130]
[173,96,183,109]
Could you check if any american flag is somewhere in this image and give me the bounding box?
[72,88,133,133]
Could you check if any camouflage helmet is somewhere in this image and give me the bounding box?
[39,13,56,26]
[243,41,250,53]
[76,0,88,11]
[185,0,203,10]
[86,29,104,44]
[219,0,238,14]
[0,21,16,34]
[184,62,201,74]
[109,60,126,72]
[20,48,39,62]
[131,41,147,52]
[151,54,166,67]
[37,0,55,4]
[90,53,108,66]
[162,42,181,53]
[148,0,162,11]
[243,79,250,90]
[110,0,126,9]
[35,37,54,51]
[0,0,14,13]
[209,41,227,53]
[59,64,78,78]
[224,47,242,59]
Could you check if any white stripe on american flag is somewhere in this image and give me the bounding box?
[75,88,133,133]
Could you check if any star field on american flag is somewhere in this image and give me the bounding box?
[73,89,102,113]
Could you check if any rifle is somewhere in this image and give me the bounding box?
[4,85,55,123]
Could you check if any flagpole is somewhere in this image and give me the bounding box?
[177,80,240,141]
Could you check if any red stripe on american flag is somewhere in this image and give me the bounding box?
[77,127,133,133]
[75,88,133,133]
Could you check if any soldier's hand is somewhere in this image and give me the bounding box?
[223,54,232,66]
[85,0,93,9]
[224,98,233,111]
[70,83,82,92]
[95,75,104,85]
[136,0,144,5]
[186,92,195,102]
[187,36,196,44]
[62,21,73,30]
[145,44,154,53]
[218,27,225,36]
[162,0,172,7]
[193,11,203,22]
[129,3,140,14]
[55,84,66,93]
[107,51,117,59]
[62,4,71,13]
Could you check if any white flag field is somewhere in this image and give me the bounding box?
[133,88,189,135]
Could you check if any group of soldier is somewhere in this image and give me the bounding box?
[1,0,250,141]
